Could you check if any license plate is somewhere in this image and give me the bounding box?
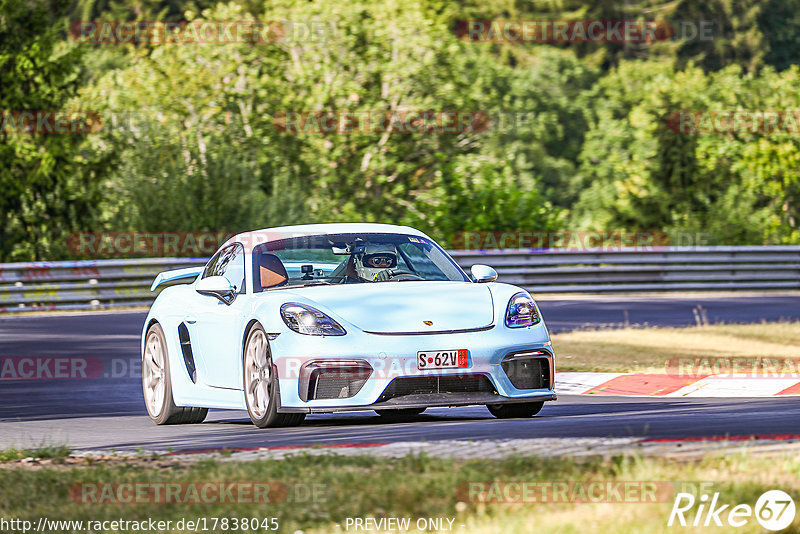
[417,349,469,370]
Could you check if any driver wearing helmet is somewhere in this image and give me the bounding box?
[353,243,400,282]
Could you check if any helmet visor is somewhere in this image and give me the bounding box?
[362,253,397,269]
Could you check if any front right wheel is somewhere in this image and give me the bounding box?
[486,402,544,419]
[243,324,305,428]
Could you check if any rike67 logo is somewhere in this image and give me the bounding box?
[668,490,796,531]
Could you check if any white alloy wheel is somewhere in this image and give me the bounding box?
[243,324,305,428]
[142,323,208,425]
[143,328,167,416]
[245,328,272,419]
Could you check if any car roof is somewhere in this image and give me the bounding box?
[223,223,429,250]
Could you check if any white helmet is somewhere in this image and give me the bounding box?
[354,243,398,281]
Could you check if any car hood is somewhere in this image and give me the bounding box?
[277,281,495,334]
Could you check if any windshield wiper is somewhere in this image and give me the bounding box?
[295,281,334,287]
[265,280,334,291]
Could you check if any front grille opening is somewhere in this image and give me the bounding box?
[304,366,371,401]
[378,374,495,402]
[502,355,551,390]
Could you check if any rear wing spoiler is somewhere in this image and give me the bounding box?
[150,267,204,292]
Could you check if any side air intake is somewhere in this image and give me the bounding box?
[177,323,197,383]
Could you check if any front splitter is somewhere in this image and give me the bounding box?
[278,391,557,414]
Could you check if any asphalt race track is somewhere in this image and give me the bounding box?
[0,294,798,452]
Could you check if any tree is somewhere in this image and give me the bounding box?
[573,60,800,244]
[0,0,108,260]
[81,0,579,245]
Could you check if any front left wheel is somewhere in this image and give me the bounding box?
[142,323,208,425]
[243,324,305,428]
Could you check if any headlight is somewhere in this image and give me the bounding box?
[505,292,540,328]
[280,303,347,336]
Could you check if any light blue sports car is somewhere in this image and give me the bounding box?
[141,223,556,427]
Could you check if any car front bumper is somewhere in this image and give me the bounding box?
[269,323,556,413]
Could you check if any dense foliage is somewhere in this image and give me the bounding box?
[1,0,799,259]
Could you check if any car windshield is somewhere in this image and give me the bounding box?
[252,232,469,291]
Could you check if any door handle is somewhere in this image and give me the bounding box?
[184,315,197,324]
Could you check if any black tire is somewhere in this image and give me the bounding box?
[281,413,307,426]
[243,324,305,428]
[375,408,426,420]
[487,402,544,419]
[142,323,208,425]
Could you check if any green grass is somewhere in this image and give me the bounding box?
[552,321,800,372]
[0,445,71,463]
[1,451,799,533]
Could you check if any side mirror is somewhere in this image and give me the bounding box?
[471,264,498,283]
[196,276,236,304]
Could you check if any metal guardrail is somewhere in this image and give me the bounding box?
[0,246,798,313]
[450,246,800,293]
[0,258,207,313]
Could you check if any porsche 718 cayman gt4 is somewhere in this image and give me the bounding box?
[141,223,556,427]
